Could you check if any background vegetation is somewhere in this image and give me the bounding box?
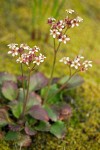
[0,0,100,149]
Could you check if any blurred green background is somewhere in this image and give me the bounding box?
[0,0,100,149]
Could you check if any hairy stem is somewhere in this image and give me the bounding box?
[20,63,25,102]
[69,65,72,76]
[56,42,61,53]
[44,49,56,101]
[21,70,31,118]
[44,39,60,102]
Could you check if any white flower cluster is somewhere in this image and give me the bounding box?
[48,9,83,44]
[59,55,92,71]
[8,43,46,66]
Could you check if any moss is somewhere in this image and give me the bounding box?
[0,0,100,149]
[25,127,100,150]
[0,140,11,150]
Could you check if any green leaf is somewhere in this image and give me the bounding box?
[58,75,84,90]
[0,72,17,86]
[9,88,42,118]
[9,89,23,118]
[50,121,66,138]
[29,72,48,91]
[44,105,59,122]
[0,108,12,126]
[58,76,69,85]
[29,105,49,121]
[26,91,42,111]
[35,121,51,132]
[5,131,20,141]
[2,81,18,101]
[41,84,61,104]
[9,100,23,118]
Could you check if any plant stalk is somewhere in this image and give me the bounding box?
[44,27,68,103]
[21,70,31,118]
[44,39,58,102]
[20,63,26,102]
[44,51,57,102]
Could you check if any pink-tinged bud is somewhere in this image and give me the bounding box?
[48,17,56,24]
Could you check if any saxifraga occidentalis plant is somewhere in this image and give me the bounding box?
[0,9,92,148]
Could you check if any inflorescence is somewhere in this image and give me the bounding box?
[48,9,83,44]
[59,55,92,71]
[48,9,92,72]
[8,43,46,66]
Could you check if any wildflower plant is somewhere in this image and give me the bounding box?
[0,9,92,148]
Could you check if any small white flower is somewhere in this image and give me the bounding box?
[78,55,84,59]
[8,47,19,57]
[28,48,34,54]
[7,43,18,49]
[29,46,40,54]
[83,60,92,68]
[59,57,70,64]
[50,29,60,38]
[20,43,30,50]
[34,46,40,52]
[71,19,79,28]
[57,20,65,31]
[80,60,92,71]
[59,35,70,44]
[76,16,83,22]
[33,53,46,65]
[71,59,81,69]
[39,53,46,62]
[33,57,43,66]
[16,57,23,63]
[66,9,75,14]
[16,53,29,65]
[75,55,84,62]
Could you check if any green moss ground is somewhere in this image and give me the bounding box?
[0,0,100,149]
